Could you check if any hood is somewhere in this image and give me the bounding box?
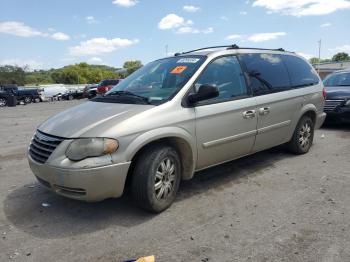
[38,101,154,138]
[325,86,350,100]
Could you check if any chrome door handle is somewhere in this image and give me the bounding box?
[242,110,256,119]
[259,107,270,115]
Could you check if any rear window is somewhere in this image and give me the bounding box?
[282,55,319,87]
[324,72,350,87]
[101,80,119,86]
[239,53,291,95]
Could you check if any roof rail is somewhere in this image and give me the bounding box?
[174,45,288,56]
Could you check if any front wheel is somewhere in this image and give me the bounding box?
[287,116,314,154]
[131,145,181,213]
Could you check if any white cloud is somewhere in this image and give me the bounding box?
[202,27,214,34]
[183,5,201,12]
[0,21,43,37]
[226,34,243,40]
[0,58,43,70]
[247,32,286,42]
[320,22,332,27]
[225,32,286,42]
[69,37,139,56]
[89,57,103,64]
[158,14,186,30]
[252,0,350,16]
[112,0,138,7]
[51,32,70,41]
[0,21,70,41]
[220,16,229,21]
[176,27,200,34]
[240,11,248,15]
[85,16,99,24]
[329,45,350,52]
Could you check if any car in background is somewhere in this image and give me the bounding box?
[0,85,42,104]
[83,84,98,99]
[62,89,85,100]
[323,69,350,123]
[96,79,121,95]
[0,87,11,107]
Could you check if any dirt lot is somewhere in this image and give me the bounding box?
[0,100,350,262]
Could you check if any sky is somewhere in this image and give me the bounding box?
[0,0,350,70]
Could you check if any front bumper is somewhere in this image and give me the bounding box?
[28,154,131,202]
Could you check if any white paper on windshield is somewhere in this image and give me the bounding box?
[177,58,200,64]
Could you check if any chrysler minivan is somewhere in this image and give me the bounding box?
[28,45,326,212]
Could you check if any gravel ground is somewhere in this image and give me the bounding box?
[0,100,350,262]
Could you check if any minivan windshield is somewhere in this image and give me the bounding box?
[97,55,205,105]
[324,72,350,87]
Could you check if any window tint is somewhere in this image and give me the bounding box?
[239,53,291,95]
[194,56,248,103]
[324,72,350,87]
[282,55,319,87]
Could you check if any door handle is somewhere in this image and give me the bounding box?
[259,107,270,115]
[242,110,256,119]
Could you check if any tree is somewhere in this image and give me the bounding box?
[0,65,26,85]
[123,60,143,75]
[332,52,350,62]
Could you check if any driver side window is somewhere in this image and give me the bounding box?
[195,56,248,103]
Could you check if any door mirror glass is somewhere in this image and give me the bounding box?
[187,84,219,105]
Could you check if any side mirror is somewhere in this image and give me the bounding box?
[187,84,219,105]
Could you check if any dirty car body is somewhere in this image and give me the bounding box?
[28,46,326,212]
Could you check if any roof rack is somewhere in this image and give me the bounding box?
[174,45,288,56]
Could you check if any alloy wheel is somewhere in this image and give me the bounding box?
[154,158,176,200]
[299,122,311,149]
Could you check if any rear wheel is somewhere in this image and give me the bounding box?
[131,145,181,213]
[24,96,32,104]
[0,97,7,107]
[287,116,314,154]
[68,95,74,100]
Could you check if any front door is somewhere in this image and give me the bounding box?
[193,56,258,169]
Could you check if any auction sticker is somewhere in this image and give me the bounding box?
[171,66,187,74]
[177,58,200,63]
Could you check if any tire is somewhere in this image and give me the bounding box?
[287,116,314,154]
[131,144,181,213]
[68,95,74,100]
[0,97,7,107]
[24,96,32,104]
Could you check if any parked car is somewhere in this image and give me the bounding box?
[323,69,350,123]
[96,79,121,95]
[1,85,42,104]
[28,45,326,213]
[83,84,98,99]
[62,89,85,100]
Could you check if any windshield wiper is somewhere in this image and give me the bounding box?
[106,90,151,104]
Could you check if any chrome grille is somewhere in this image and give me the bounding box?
[324,99,345,112]
[29,130,64,164]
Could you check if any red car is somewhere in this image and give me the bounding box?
[96,79,121,95]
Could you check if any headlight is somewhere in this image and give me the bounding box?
[66,138,119,161]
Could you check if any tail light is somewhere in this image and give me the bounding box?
[322,88,327,100]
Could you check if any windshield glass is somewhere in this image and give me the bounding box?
[324,72,350,87]
[103,55,205,104]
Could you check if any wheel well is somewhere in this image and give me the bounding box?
[303,110,316,125]
[125,137,195,188]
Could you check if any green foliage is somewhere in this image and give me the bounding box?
[309,57,331,64]
[123,60,143,75]
[0,65,26,86]
[332,52,350,62]
[0,60,143,85]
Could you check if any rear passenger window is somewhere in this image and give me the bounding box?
[195,56,248,103]
[239,53,291,95]
[281,55,319,87]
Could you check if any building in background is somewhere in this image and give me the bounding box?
[313,61,350,79]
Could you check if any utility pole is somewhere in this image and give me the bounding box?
[165,44,168,57]
[317,39,322,74]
